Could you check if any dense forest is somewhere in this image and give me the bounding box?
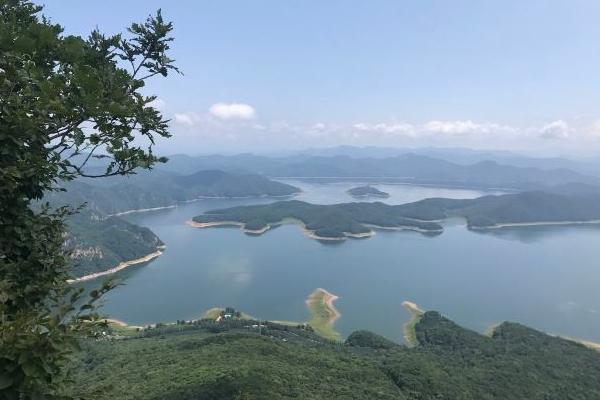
[193,200,444,239]
[64,210,163,278]
[69,311,600,399]
[193,185,600,239]
[45,169,300,216]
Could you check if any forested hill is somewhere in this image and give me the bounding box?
[193,185,600,238]
[400,184,600,228]
[64,209,163,278]
[46,169,300,216]
[69,310,600,399]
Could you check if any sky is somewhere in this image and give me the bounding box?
[41,0,600,157]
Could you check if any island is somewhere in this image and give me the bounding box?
[190,186,600,241]
[189,200,444,241]
[347,185,390,198]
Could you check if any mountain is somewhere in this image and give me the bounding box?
[289,146,600,176]
[47,169,300,216]
[64,209,163,278]
[68,310,600,399]
[157,153,600,190]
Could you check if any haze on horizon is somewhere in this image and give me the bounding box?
[42,0,600,158]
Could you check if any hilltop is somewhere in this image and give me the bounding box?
[68,310,600,399]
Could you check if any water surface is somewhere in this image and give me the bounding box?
[84,181,600,344]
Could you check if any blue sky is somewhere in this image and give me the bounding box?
[41,1,600,156]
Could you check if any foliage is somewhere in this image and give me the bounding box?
[347,185,390,198]
[0,1,177,397]
[193,200,444,239]
[65,209,163,278]
[44,169,300,216]
[68,311,600,399]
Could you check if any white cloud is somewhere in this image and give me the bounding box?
[353,122,415,135]
[209,102,256,120]
[174,112,201,127]
[423,120,500,135]
[539,120,571,139]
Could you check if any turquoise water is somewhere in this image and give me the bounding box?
[84,181,600,344]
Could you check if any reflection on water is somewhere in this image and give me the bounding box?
[80,181,600,345]
[471,224,600,243]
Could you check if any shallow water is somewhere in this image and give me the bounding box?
[82,180,600,344]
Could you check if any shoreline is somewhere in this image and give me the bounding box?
[67,249,164,283]
[187,217,446,241]
[306,288,341,340]
[108,193,300,217]
[402,301,424,347]
[470,219,600,230]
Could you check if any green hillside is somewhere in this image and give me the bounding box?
[65,209,164,278]
[193,187,600,240]
[193,200,443,239]
[68,311,600,399]
[48,169,300,215]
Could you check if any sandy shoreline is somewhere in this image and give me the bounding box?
[185,219,271,235]
[402,301,424,347]
[315,288,341,325]
[67,249,164,283]
[187,217,449,241]
[306,288,341,339]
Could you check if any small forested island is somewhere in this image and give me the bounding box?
[190,185,600,240]
[348,185,390,198]
[69,309,600,399]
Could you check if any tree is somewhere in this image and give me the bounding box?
[0,1,179,397]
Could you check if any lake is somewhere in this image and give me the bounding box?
[84,180,600,344]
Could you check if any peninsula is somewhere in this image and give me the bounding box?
[191,186,600,241]
[190,200,443,240]
[306,288,342,340]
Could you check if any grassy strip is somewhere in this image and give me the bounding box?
[402,301,424,347]
[306,288,342,341]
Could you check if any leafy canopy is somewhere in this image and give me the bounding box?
[0,0,179,397]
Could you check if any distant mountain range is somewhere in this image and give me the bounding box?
[158,153,600,190]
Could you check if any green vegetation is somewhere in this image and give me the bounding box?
[401,301,424,347]
[0,1,177,397]
[193,200,443,239]
[68,311,600,399]
[46,169,300,216]
[306,288,341,340]
[348,185,390,198]
[193,186,600,241]
[407,187,600,228]
[65,209,163,278]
